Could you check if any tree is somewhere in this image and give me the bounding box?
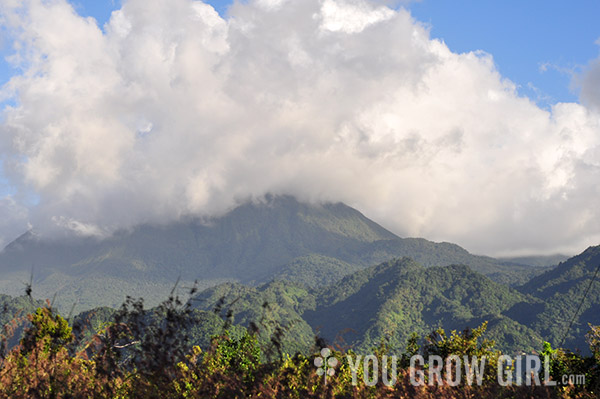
[20,307,72,355]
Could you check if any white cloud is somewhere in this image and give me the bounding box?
[319,0,395,34]
[576,38,600,112]
[0,0,599,256]
[0,196,30,248]
[255,0,290,11]
[579,58,600,113]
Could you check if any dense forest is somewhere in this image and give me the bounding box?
[0,200,598,397]
[0,197,555,312]
[1,246,599,397]
[1,289,599,398]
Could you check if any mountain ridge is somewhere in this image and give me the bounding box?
[1,245,598,355]
[514,245,600,350]
[0,195,551,312]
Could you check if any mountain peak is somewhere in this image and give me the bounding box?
[0,196,548,312]
[222,195,398,243]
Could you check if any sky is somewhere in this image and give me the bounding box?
[0,0,599,256]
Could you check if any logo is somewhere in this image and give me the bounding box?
[343,354,586,387]
[314,348,338,383]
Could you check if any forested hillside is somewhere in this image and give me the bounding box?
[515,245,600,351]
[0,197,550,312]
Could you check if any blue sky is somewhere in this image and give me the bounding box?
[1,0,599,107]
[409,0,600,106]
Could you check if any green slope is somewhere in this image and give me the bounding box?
[515,245,600,352]
[0,196,396,311]
[190,280,316,355]
[337,238,550,285]
[304,258,543,353]
[0,294,48,349]
[268,254,361,288]
[0,195,547,312]
[189,259,545,355]
[3,245,598,358]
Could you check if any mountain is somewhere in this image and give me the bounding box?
[304,258,543,353]
[188,258,545,354]
[331,237,551,286]
[0,294,47,349]
[498,254,568,268]
[2,248,598,356]
[190,280,316,355]
[267,254,361,288]
[0,195,548,312]
[513,245,600,351]
[189,252,599,355]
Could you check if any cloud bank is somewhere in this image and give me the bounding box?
[0,0,599,256]
[579,39,600,113]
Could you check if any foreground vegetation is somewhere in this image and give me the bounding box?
[1,291,599,398]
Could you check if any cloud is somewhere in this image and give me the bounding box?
[579,57,600,112]
[575,37,600,111]
[319,0,394,33]
[0,195,30,248]
[0,0,599,256]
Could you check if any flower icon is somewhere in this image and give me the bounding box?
[314,348,338,383]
